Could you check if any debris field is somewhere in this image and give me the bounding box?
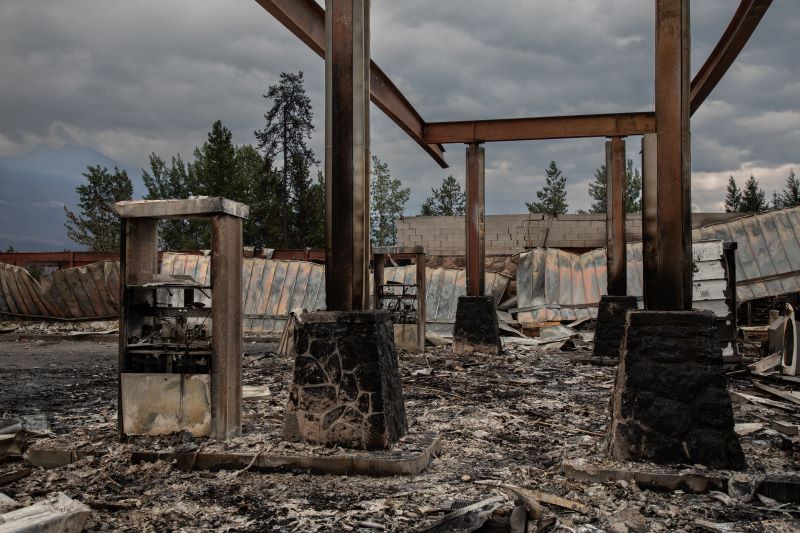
[1,331,799,532]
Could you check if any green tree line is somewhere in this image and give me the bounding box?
[65,72,413,251]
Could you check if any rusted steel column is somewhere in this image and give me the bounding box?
[372,252,384,310]
[415,251,426,352]
[465,143,485,297]
[641,133,659,308]
[652,0,692,310]
[210,214,243,439]
[325,0,371,311]
[606,137,627,296]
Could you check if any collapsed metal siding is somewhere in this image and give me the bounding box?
[160,253,326,334]
[693,206,800,302]
[515,240,730,323]
[0,261,119,320]
[382,266,511,334]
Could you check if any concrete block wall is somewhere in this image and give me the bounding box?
[397,213,644,256]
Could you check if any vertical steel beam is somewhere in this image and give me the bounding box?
[641,133,659,307]
[415,251,426,352]
[325,0,371,311]
[606,137,627,296]
[651,0,692,310]
[465,143,485,297]
[372,252,384,310]
[210,214,243,439]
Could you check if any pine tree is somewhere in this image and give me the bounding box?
[588,159,642,213]
[249,164,287,249]
[527,161,568,215]
[370,155,410,246]
[779,169,800,208]
[625,159,642,213]
[772,191,782,210]
[420,175,465,216]
[142,153,204,250]
[64,165,133,251]
[724,176,742,212]
[234,144,270,247]
[255,72,318,246]
[188,120,243,200]
[740,175,767,213]
[289,155,325,248]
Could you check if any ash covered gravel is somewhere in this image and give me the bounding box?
[1,335,799,531]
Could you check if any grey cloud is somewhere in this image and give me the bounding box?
[0,0,797,215]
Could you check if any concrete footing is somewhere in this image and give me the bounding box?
[593,295,638,359]
[283,310,407,450]
[452,296,502,355]
[606,310,745,469]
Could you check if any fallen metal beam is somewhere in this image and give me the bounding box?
[254,0,447,168]
[424,112,656,144]
[690,0,773,115]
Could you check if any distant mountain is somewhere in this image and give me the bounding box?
[0,144,140,252]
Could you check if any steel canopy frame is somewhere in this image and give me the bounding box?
[690,0,773,116]
[424,112,656,144]
[254,0,447,168]
[256,0,771,157]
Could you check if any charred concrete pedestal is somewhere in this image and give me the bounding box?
[452,296,502,355]
[593,295,639,359]
[284,310,407,450]
[606,310,745,469]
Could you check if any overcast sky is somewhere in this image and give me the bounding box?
[0,0,797,214]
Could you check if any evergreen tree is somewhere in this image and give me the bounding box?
[255,72,318,246]
[527,161,568,215]
[249,164,287,249]
[588,159,642,213]
[188,120,244,201]
[420,175,465,216]
[724,176,742,212]
[370,155,410,246]
[772,191,782,210]
[234,144,270,246]
[142,153,204,250]
[625,159,642,213]
[779,169,800,208]
[289,155,325,248]
[740,175,767,213]
[64,165,133,251]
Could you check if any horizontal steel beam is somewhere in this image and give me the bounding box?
[254,0,448,168]
[690,0,773,116]
[424,112,656,144]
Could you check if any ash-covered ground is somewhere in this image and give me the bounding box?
[1,334,799,532]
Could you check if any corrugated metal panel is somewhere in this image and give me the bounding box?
[515,240,730,323]
[381,266,511,335]
[0,261,119,320]
[0,254,506,334]
[159,253,326,334]
[693,206,800,302]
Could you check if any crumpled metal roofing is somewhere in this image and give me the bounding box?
[160,253,326,334]
[514,240,730,323]
[692,206,800,302]
[0,252,510,334]
[382,266,511,334]
[0,261,119,320]
[162,253,509,335]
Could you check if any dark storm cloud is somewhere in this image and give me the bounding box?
[0,0,797,213]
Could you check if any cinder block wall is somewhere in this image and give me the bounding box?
[397,212,740,256]
[397,213,643,255]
